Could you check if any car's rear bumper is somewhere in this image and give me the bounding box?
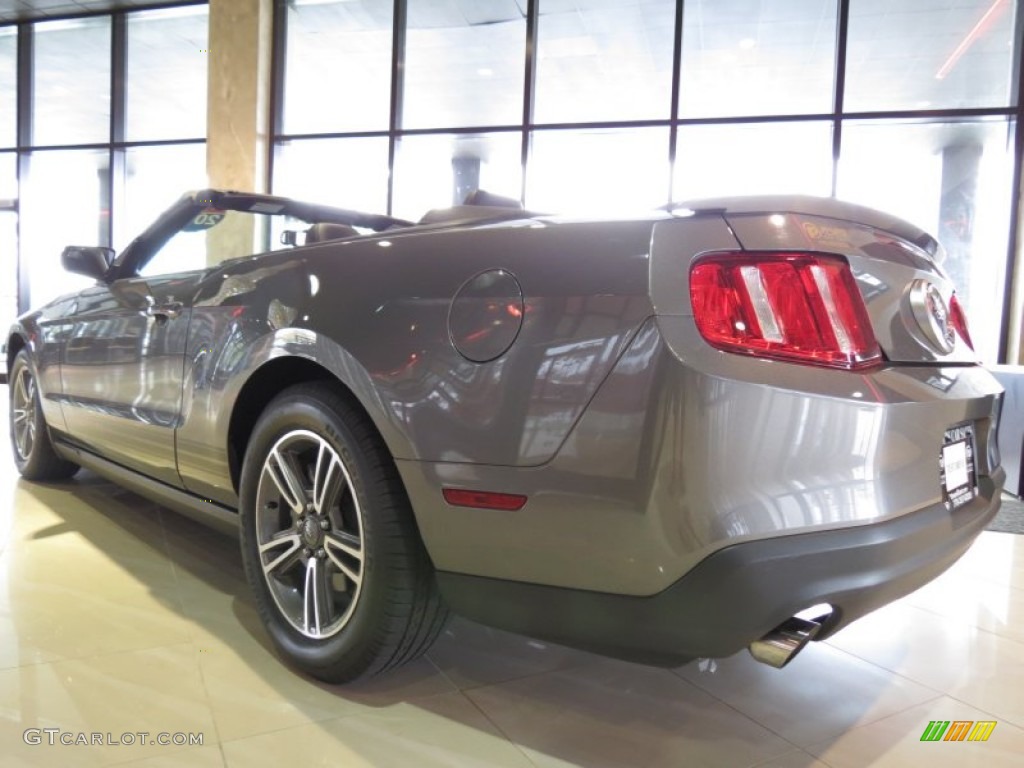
[401,316,1004,595]
[435,466,1002,665]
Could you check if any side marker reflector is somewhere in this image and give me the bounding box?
[442,488,527,511]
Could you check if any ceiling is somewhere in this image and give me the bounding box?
[0,0,197,23]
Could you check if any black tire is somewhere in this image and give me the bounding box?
[238,382,448,683]
[8,350,80,482]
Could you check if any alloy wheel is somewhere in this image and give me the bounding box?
[11,365,37,461]
[254,429,365,639]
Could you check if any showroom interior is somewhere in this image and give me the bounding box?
[1,0,1024,765]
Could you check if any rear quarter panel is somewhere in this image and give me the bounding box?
[175,219,673,503]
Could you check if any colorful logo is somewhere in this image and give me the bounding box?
[920,720,996,742]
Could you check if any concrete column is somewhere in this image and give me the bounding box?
[205,0,273,264]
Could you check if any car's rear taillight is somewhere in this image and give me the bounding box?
[689,252,882,370]
[948,293,974,351]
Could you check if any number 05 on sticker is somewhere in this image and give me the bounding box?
[940,423,978,510]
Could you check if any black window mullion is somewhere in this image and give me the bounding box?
[667,0,684,204]
[831,0,851,199]
[520,0,538,206]
[16,23,30,150]
[108,11,126,250]
[386,0,407,216]
[267,0,288,193]
[111,12,125,145]
[15,22,31,313]
[998,2,1024,362]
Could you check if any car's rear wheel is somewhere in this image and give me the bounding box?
[238,383,448,683]
[8,350,79,481]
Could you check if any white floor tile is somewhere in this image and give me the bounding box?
[946,530,1024,589]
[105,745,226,767]
[0,644,217,766]
[751,750,831,768]
[220,692,536,768]
[676,640,940,747]
[806,695,1024,768]
[904,565,1024,644]
[826,599,1024,728]
[466,657,793,768]
[427,616,589,690]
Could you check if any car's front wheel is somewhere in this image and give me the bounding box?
[238,383,448,683]
[8,350,80,481]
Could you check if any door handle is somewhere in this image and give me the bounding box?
[146,301,184,321]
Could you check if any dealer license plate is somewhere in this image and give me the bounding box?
[940,423,978,511]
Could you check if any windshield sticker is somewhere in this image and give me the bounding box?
[184,209,226,232]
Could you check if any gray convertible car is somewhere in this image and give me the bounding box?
[6,189,1004,682]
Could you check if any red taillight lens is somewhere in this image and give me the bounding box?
[689,252,882,370]
[442,488,527,511]
[948,294,974,350]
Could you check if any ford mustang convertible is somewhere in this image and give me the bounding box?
[6,189,1004,682]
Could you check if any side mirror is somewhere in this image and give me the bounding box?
[61,245,114,280]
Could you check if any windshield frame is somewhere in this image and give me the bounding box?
[108,189,413,280]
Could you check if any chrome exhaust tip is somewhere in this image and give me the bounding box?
[748,616,822,669]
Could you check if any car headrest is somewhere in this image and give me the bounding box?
[462,189,523,209]
[305,223,360,244]
[418,206,527,226]
[417,189,528,226]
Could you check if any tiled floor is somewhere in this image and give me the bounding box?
[1,416,1023,766]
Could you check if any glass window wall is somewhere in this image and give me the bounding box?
[125,6,209,141]
[115,143,207,252]
[273,137,390,214]
[1,153,17,326]
[403,0,526,129]
[0,28,16,148]
[838,118,1015,363]
[273,1,1024,361]
[32,17,111,146]
[677,0,837,118]
[845,0,1018,112]
[393,131,522,220]
[533,0,675,123]
[527,127,670,214]
[282,0,394,135]
[673,121,834,200]
[21,149,108,308]
[8,7,208,318]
